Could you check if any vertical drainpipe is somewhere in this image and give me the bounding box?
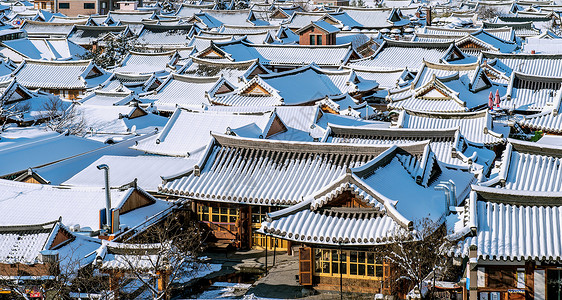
[97,164,112,230]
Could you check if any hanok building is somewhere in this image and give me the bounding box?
[11,59,108,100]
[393,109,506,147]
[322,124,497,172]
[209,64,378,107]
[159,134,409,249]
[196,38,358,71]
[502,72,562,114]
[67,25,134,50]
[348,40,473,73]
[448,140,562,299]
[136,24,198,50]
[258,142,475,292]
[113,50,180,75]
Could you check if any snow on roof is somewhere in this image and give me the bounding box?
[485,139,562,193]
[200,9,253,26]
[21,20,81,37]
[260,143,475,245]
[503,72,562,112]
[338,7,409,29]
[32,134,146,185]
[348,40,468,72]
[159,133,429,205]
[137,24,195,46]
[132,107,276,157]
[1,38,88,61]
[213,39,354,67]
[142,74,219,112]
[12,59,107,90]
[114,51,178,75]
[80,91,136,106]
[483,52,562,77]
[179,57,264,84]
[0,221,55,264]
[0,134,105,177]
[451,200,562,261]
[0,180,170,231]
[520,109,562,133]
[75,104,168,135]
[63,155,198,191]
[108,11,155,23]
[395,109,505,146]
[68,25,130,45]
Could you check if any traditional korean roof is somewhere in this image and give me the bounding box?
[338,7,410,29]
[394,109,505,146]
[388,76,467,113]
[21,20,83,37]
[198,38,356,67]
[0,179,173,232]
[114,50,179,75]
[97,72,161,94]
[132,107,285,157]
[483,52,562,77]
[108,11,156,23]
[483,21,540,38]
[210,64,376,107]
[137,24,196,46]
[481,139,562,194]
[12,59,106,90]
[67,25,132,46]
[218,24,279,34]
[75,104,168,135]
[178,57,269,84]
[159,133,431,205]
[260,143,476,245]
[199,9,254,26]
[520,108,562,133]
[417,26,515,43]
[0,221,59,264]
[323,124,495,170]
[80,91,137,106]
[63,155,197,192]
[140,74,220,112]
[0,38,88,62]
[450,191,562,261]
[348,40,472,72]
[502,72,562,112]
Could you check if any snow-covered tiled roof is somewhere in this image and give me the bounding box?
[212,38,355,67]
[63,155,197,192]
[503,72,562,112]
[68,25,130,45]
[451,199,562,261]
[0,221,55,264]
[348,40,469,72]
[137,24,195,46]
[133,107,277,157]
[0,133,105,177]
[159,133,429,205]
[12,59,106,90]
[0,180,171,231]
[484,139,562,193]
[141,74,219,112]
[114,50,178,75]
[21,20,82,37]
[483,52,562,77]
[395,109,504,146]
[1,38,88,62]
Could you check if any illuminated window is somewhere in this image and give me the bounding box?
[314,249,384,279]
[197,203,238,224]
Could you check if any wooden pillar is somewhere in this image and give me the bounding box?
[526,261,535,300]
[468,245,478,300]
[287,240,293,256]
[109,270,122,299]
[157,270,171,300]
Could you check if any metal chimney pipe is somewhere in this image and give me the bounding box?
[97,164,111,228]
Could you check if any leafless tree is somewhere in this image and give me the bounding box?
[376,218,453,298]
[41,97,86,135]
[0,100,30,131]
[477,6,499,20]
[99,209,208,300]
